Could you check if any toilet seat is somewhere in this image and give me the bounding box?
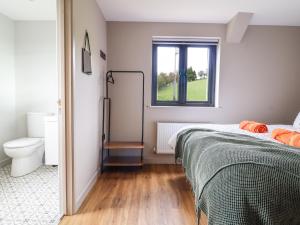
[4,138,43,149]
[4,138,44,159]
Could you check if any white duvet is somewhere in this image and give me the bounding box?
[168,124,299,150]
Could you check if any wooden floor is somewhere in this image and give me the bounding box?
[60,165,201,225]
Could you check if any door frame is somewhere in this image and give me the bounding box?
[57,0,75,216]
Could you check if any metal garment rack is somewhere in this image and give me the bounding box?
[101,70,145,173]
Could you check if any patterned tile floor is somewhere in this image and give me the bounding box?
[0,165,60,225]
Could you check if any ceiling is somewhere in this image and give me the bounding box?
[0,0,56,20]
[97,0,300,26]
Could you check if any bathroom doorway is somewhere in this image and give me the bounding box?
[0,0,69,224]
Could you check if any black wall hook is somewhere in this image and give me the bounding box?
[106,72,114,84]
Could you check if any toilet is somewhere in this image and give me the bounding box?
[3,112,47,177]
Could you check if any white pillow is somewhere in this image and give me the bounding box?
[293,112,300,128]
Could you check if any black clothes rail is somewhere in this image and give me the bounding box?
[101,70,145,173]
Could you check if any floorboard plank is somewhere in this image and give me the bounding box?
[60,165,199,225]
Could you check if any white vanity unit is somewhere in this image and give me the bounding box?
[44,114,59,165]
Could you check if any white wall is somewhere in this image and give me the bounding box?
[0,13,16,166]
[72,0,107,211]
[14,21,58,137]
[0,19,57,166]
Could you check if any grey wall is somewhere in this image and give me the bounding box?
[73,0,107,210]
[107,22,300,163]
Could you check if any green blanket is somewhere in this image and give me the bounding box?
[175,129,300,225]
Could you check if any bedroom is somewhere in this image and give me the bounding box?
[59,0,300,224]
[1,0,300,225]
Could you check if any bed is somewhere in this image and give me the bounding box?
[168,124,300,225]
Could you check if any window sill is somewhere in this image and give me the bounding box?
[147,105,222,109]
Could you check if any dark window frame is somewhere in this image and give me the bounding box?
[151,41,217,107]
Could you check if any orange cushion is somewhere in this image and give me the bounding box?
[272,128,300,148]
[240,121,268,133]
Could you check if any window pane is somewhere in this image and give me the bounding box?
[186,47,209,101]
[156,47,179,101]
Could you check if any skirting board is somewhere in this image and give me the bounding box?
[0,158,11,168]
[75,169,99,212]
[143,156,175,164]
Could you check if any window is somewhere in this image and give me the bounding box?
[152,38,218,106]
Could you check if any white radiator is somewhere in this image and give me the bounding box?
[156,122,195,154]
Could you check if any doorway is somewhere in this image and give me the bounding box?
[0,0,72,224]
